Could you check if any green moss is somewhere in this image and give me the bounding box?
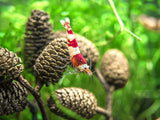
[0,0,160,120]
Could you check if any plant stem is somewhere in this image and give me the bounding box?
[27,99,38,120]
[35,80,44,92]
[106,86,114,120]
[124,28,143,41]
[108,0,124,31]
[17,75,48,120]
[96,106,110,117]
[108,0,143,41]
[95,68,110,92]
[95,68,114,120]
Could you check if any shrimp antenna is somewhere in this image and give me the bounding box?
[60,17,70,25]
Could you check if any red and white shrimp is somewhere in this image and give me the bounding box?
[60,17,92,76]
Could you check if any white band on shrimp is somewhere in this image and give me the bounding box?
[65,17,70,23]
[68,46,80,57]
[68,34,75,41]
[77,64,89,71]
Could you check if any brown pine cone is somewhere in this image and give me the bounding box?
[100,49,129,89]
[34,38,69,85]
[0,81,28,115]
[0,47,23,84]
[24,9,54,71]
[47,87,97,119]
[52,31,99,70]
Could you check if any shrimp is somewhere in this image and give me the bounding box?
[60,17,92,76]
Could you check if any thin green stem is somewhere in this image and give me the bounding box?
[108,0,124,31]
[124,28,143,41]
[108,0,143,41]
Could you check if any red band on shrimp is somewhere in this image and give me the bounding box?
[68,29,73,34]
[68,39,78,47]
[71,53,87,67]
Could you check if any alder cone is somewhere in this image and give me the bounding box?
[24,9,54,70]
[34,38,69,85]
[53,31,99,70]
[47,87,97,119]
[100,49,129,89]
[139,14,160,32]
[0,81,28,115]
[0,47,23,84]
